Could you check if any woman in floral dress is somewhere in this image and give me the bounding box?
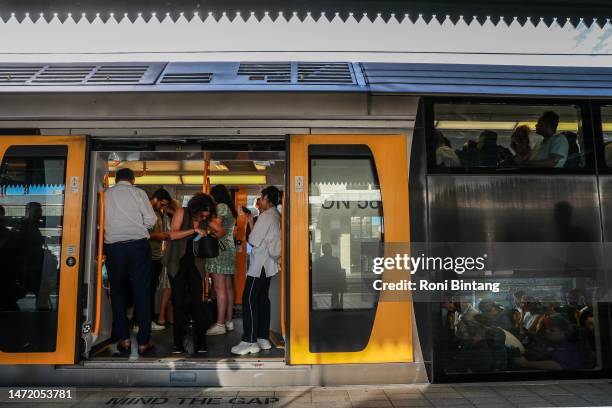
[205,184,237,335]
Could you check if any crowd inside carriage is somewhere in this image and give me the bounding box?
[434,110,582,170]
[441,288,597,373]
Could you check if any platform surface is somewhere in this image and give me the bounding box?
[4,379,612,407]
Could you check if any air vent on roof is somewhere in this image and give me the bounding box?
[298,63,354,84]
[238,63,291,83]
[0,66,44,83]
[87,65,149,83]
[160,72,213,84]
[0,64,153,85]
[31,65,96,84]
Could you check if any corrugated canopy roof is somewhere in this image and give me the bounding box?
[0,0,610,27]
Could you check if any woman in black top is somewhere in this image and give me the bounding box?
[164,193,224,355]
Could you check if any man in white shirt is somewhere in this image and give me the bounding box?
[528,111,569,168]
[231,186,282,355]
[104,168,157,355]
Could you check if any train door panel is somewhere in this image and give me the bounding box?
[289,134,413,364]
[0,136,86,364]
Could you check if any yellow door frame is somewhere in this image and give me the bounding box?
[0,136,86,365]
[289,134,412,364]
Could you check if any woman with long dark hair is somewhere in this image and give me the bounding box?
[163,193,224,354]
[205,184,238,335]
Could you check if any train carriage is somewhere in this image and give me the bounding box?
[1,1,612,386]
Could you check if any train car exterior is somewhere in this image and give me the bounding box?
[0,6,612,382]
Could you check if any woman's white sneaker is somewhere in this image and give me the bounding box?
[257,338,273,350]
[225,321,234,332]
[206,323,226,335]
[231,341,261,355]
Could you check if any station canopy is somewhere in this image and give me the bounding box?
[0,0,610,26]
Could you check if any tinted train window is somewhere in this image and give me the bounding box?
[432,103,585,170]
[309,145,382,352]
[436,274,601,376]
[602,105,612,167]
[0,146,67,352]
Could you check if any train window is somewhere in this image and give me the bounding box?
[437,275,600,376]
[308,145,382,352]
[432,103,586,171]
[0,146,67,352]
[602,105,612,166]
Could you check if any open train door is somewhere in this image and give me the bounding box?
[0,136,87,364]
[289,134,413,364]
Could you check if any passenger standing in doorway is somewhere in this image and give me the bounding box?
[205,185,237,335]
[163,193,224,355]
[232,186,282,355]
[104,168,157,355]
[157,199,179,326]
[148,188,173,331]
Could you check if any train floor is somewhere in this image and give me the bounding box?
[91,318,285,362]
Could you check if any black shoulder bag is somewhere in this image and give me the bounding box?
[193,233,219,258]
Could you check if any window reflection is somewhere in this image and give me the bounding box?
[440,279,598,374]
[0,146,66,352]
[433,104,585,170]
[309,149,383,352]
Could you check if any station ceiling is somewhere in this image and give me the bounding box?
[0,0,610,26]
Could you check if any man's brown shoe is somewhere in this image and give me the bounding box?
[138,342,155,355]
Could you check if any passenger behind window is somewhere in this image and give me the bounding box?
[476,131,499,167]
[434,130,461,167]
[562,131,581,169]
[516,316,582,370]
[503,125,532,167]
[527,111,569,168]
[605,141,612,167]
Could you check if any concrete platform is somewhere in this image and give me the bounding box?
[2,379,612,407]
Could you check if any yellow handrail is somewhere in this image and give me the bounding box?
[281,190,286,338]
[93,189,105,337]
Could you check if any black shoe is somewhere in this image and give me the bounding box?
[116,339,131,353]
[171,345,186,354]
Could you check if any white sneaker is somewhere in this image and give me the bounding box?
[151,321,165,331]
[257,338,273,350]
[225,321,235,332]
[231,341,261,355]
[206,323,227,335]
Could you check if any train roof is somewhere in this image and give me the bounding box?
[1,62,612,98]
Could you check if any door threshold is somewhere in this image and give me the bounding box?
[77,358,288,370]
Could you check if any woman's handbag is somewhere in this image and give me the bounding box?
[193,234,219,258]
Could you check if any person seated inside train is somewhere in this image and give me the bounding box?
[577,307,596,369]
[560,288,586,328]
[476,130,499,167]
[605,141,612,167]
[503,125,532,167]
[526,111,569,168]
[561,131,582,169]
[448,317,507,373]
[478,300,513,331]
[514,315,582,370]
[456,131,506,168]
[519,295,544,339]
[474,313,525,370]
[434,130,461,167]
